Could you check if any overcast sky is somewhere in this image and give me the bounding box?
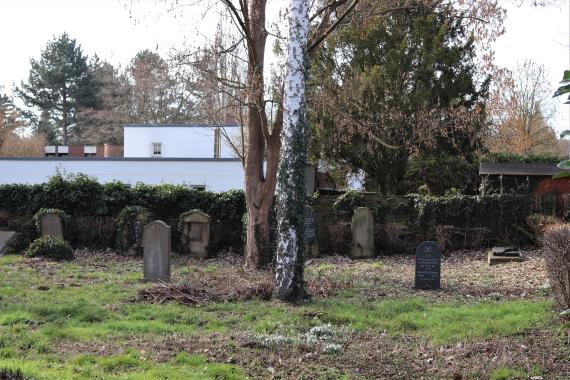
[0,0,569,130]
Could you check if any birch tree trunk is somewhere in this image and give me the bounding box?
[274,0,310,301]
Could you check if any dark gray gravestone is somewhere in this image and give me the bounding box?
[415,241,441,290]
[143,220,171,282]
[304,206,318,257]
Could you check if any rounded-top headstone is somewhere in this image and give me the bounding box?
[415,241,441,290]
[143,220,171,282]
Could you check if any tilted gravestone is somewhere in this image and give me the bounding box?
[0,231,16,256]
[350,207,374,258]
[415,241,441,290]
[41,213,63,238]
[304,205,319,257]
[143,220,171,282]
[180,210,210,258]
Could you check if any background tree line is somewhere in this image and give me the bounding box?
[0,0,565,196]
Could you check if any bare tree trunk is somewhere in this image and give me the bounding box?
[274,0,310,300]
[62,95,68,145]
[243,0,274,268]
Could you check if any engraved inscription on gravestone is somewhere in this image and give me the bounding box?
[415,241,441,290]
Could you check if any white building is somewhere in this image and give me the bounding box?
[0,124,320,193]
[124,124,241,159]
[0,124,245,191]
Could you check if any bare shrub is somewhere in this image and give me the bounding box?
[542,224,570,314]
[527,214,561,245]
[377,222,416,255]
[327,221,351,256]
[73,216,116,248]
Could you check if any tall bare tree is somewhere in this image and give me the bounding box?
[487,60,562,155]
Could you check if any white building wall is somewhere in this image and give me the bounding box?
[124,125,240,158]
[0,158,244,192]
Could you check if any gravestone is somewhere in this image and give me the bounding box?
[350,207,374,258]
[180,210,210,258]
[487,246,524,266]
[415,241,441,290]
[0,231,16,256]
[143,220,171,282]
[41,213,63,238]
[305,206,319,257]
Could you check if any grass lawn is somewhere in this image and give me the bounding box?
[0,250,568,379]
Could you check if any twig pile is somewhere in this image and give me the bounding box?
[138,268,273,305]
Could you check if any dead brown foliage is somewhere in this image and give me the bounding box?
[543,224,570,313]
[138,269,273,305]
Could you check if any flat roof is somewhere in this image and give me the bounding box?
[479,162,559,176]
[123,124,240,128]
[0,157,241,162]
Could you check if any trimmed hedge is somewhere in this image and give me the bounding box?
[327,192,538,254]
[0,173,246,253]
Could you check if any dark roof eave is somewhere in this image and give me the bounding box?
[479,162,560,176]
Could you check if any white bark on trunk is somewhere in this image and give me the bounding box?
[274,0,310,300]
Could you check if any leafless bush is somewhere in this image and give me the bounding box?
[327,221,351,256]
[377,222,416,255]
[527,214,561,245]
[542,224,570,314]
[73,216,116,248]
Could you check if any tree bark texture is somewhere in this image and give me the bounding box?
[243,0,282,268]
[274,0,310,300]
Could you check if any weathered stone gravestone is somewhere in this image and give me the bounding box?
[143,220,171,282]
[41,213,63,238]
[350,207,374,258]
[305,206,319,257]
[415,241,441,290]
[0,231,16,256]
[487,246,524,266]
[180,210,210,258]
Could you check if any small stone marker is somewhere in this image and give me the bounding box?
[304,206,319,257]
[0,231,16,256]
[415,241,441,290]
[350,207,374,258]
[180,210,210,258]
[487,246,524,266]
[41,213,63,237]
[143,220,171,282]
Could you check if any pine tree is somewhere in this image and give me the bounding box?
[16,33,100,145]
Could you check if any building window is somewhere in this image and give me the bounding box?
[214,127,221,158]
[152,142,162,157]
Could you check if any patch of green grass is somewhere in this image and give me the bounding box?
[317,298,551,344]
[0,352,246,380]
[490,366,541,380]
[388,300,551,344]
[315,263,336,271]
[203,264,218,273]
